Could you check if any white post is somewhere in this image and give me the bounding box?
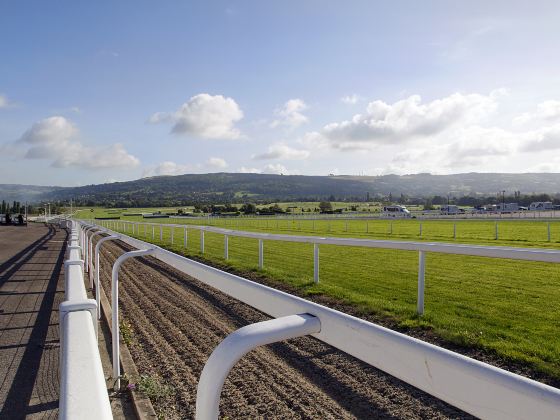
[548,223,551,242]
[94,235,119,319]
[195,314,321,420]
[152,225,155,240]
[184,226,188,248]
[111,248,155,390]
[88,230,106,287]
[159,225,163,241]
[171,227,174,245]
[417,250,426,315]
[313,243,319,283]
[224,235,229,260]
[419,222,423,237]
[200,229,205,254]
[453,223,457,239]
[258,239,264,269]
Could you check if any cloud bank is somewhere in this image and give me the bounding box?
[150,93,243,139]
[16,116,139,169]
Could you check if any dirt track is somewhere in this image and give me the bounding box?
[98,240,471,419]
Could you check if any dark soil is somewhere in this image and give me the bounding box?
[97,239,474,419]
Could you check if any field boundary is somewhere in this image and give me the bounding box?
[81,219,560,419]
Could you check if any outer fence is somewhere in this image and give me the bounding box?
[80,219,560,419]
[58,219,112,420]
[96,219,560,315]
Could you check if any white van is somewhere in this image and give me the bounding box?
[529,202,554,211]
[382,205,411,218]
[440,205,461,214]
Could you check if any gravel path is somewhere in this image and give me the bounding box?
[99,240,472,419]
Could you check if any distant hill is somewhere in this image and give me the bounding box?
[0,184,63,203]
[2,172,560,206]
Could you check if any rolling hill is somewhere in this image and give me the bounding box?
[2,172,560,206]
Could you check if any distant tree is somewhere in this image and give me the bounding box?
[423,198,434,210]
[241,203,257,214]
[319,201,333,213]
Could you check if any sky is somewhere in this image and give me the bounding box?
[1,0,560,186]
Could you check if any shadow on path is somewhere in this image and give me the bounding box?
[0,226,67,419]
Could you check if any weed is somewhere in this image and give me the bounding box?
[137,374,174,402]
[120,320,134,346]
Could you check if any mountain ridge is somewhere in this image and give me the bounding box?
[2,172,560,205]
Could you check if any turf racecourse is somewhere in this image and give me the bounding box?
[78,209,560,382]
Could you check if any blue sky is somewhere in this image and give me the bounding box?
[1,1,560,186]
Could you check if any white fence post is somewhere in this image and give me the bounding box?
[453,223,457,239]
[200,229,205,254]
[313,243,319,283]
[159,225,163,241]
[184,226,188,248]
[417,251,426,315]
[224,235,229,260]
[94,235,119,318]
[419,222,423,237]
[111,248,155,390]
[195,314,321,420]
[171,227,174,245]
[152,225,155,240]
[258,239,264,269]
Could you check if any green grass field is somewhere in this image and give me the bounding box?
[78,208,560,381]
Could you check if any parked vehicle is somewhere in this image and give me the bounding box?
[440,205,463,214]
[496,203,519,212]
[382,205,412,218]
[529,202,554,211]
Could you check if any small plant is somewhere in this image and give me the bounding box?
[137,374,174,402]
[120,320,134,346]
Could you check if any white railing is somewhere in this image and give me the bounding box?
[80,219,560,419]
[96,219,560,315]
[59,220,112,420]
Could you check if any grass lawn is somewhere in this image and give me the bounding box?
[80,209,560,381]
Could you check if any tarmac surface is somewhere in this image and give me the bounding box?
[0,223,66,419]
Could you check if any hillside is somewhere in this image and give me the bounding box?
[2,172,560,206]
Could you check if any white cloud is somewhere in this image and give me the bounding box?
[314,91,501,150]
[149,93,243,139]
[252,143,310,160]
[270,99,308,129]
[142,161,194,177]
[513,100,560,125]
[341,94,360,105]
[237,163,299,175]
[142,156,228,177]
[263,163,289,175]
[0,94,10,108]
[16,116,139,169]
[238,166,261,174]
[521,125,560,152]
[206,157,228,168]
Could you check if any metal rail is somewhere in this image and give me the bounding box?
[59,220,112,420]
[100,219,560,317]
[83,221,560,419]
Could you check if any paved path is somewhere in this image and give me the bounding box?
[0,224,66,419]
